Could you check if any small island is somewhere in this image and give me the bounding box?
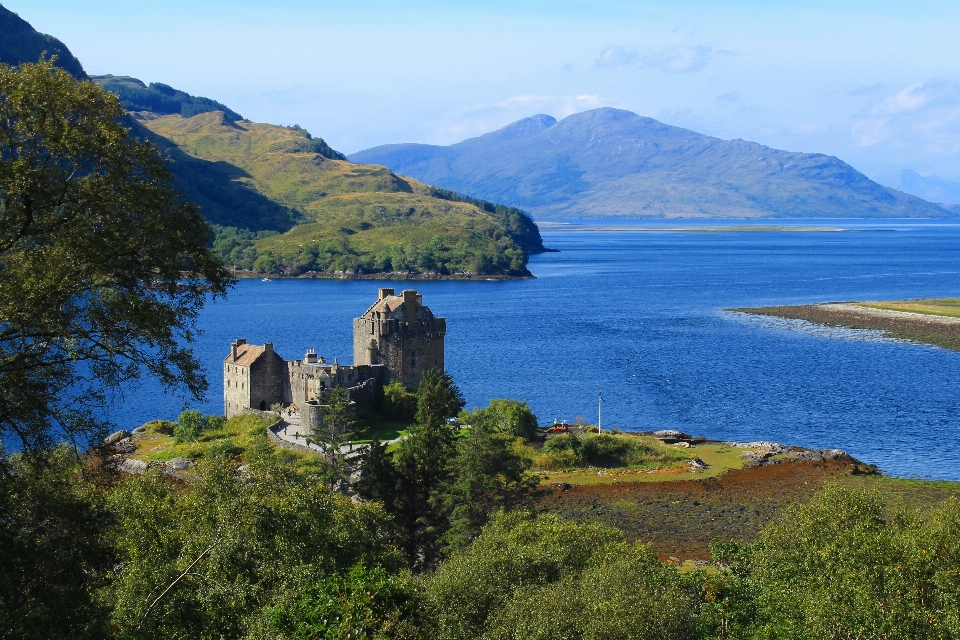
[731,298,960,351]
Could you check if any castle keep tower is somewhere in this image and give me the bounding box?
[223,339,287,417]
[353,288,445,389]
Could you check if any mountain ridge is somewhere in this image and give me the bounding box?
[885,169,960,207]
[0,4,86,78]
[351,108,950,219]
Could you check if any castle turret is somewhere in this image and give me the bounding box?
[353,289,445,389]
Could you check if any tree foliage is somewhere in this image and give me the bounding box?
[106,456,400,638]
[459,398,538,441]
[441,414,539,551]
[0,60,231,452]
[414,369,465,431]
[424,511,695,640]
[310,387,356,491]
[0,447,114,638]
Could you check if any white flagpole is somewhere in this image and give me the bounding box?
[598,388,602,434]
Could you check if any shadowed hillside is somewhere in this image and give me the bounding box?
[351,108,951,219]
[0,4,86,78]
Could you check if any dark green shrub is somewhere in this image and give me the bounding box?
[257,564,414,639]
[539,433,687,469]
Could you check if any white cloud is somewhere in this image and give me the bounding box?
[849,82,884,96]
[851,81,960,150]
[594,46,636,68]
[875,83,932,114]
[641,45,715,73]
[594,44,734,74]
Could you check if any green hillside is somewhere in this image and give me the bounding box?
[0,4,86,78]
[92,75,247,123]
[134,111,544,277]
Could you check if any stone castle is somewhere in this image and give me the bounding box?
[224,288,445,418]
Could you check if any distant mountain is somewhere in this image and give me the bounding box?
[0,4,86,78]
[885,169,960,206]
[351,108,951,219]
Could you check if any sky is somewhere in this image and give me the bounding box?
[9,0,960,184]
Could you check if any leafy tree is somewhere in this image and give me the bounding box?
[173,410,224,444]
[255,563,416,640]
[746,485,959,640]
[414,369,465,430]
[0,60,231,453]
[0,447,114,638]
[440,416,539,551]
[310,387,355,491]
[354,438,400,512]
[382,370,465,571]
[424,511,694,640]
[460,398,538,441]
[382,381,417,421]
[173,409,204,443]
[106,455,400,638]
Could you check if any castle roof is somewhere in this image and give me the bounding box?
[363,294,406,316]
[359,288,438,321]
[228,343,264,366]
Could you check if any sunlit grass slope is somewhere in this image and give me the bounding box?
[136,111,533,276]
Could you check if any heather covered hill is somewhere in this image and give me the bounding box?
[0,4,86,78]
[351,107,950,219]
[134,111,546,276]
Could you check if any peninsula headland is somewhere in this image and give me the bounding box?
[731,299,960,352]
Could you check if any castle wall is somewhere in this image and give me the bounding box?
[223,361,251,418]
[248,346,287,412]
[287,359,386,414]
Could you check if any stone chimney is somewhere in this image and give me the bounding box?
[379,287,395,300]
[304,349,318,364]
[231,338,247,361]
[264,342,274,353]
[402,289,418,321]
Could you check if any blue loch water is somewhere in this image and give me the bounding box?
[110,219,960,480]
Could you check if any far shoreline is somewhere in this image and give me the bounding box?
[730,299,960,352]
[230,270,534,281]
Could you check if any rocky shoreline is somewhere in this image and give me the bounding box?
[230,270,533,281]
[644,429,878,474]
